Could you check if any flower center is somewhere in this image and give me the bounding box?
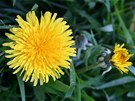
[118,53,126,63]
[33,40,46,57]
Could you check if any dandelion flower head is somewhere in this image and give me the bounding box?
[3,11,76,86]
[110,44,133,74]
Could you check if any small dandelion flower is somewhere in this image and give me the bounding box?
[110,44,133,74]
[3,11,76,86]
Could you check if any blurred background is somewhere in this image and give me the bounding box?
[0,0,135,101]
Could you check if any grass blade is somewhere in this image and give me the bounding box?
[94,76,135,90]
[31,3,39,11]
[115,5,134,44]
[17,74,25,101]
[129,66,135,75]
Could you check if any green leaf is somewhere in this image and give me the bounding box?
[31,3,39,11]
[129,66,135,75]
[110,0,119,5]
[0,52,5,65]
[90,31,98,46]
[43,85,59,95]
[75,76,81,101]
[3,8,24,14]
[33,86,45,101]
[70,61,76,86]
[62,61,76,100]
[12,0,16,6]
[17,74,25,101]
[5,83,18,101]
[63,85,75,100]
[82,91,95,101]
[0,25,17,29]
[47,80,69,93]
[82,31,98,45]
[115,5,134,45]
[94,76,135,90]
[127,90,135,98]
[75,9,101,29]
[98,0,111,12]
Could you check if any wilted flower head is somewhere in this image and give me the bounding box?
[110,44,133,73]
[98,48,112,75]
[3,11,76,86]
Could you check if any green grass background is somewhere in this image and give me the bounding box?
[0,0,135,101]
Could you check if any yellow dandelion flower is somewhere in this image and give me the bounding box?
[110,44,133,74]
[3,11,76,86]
